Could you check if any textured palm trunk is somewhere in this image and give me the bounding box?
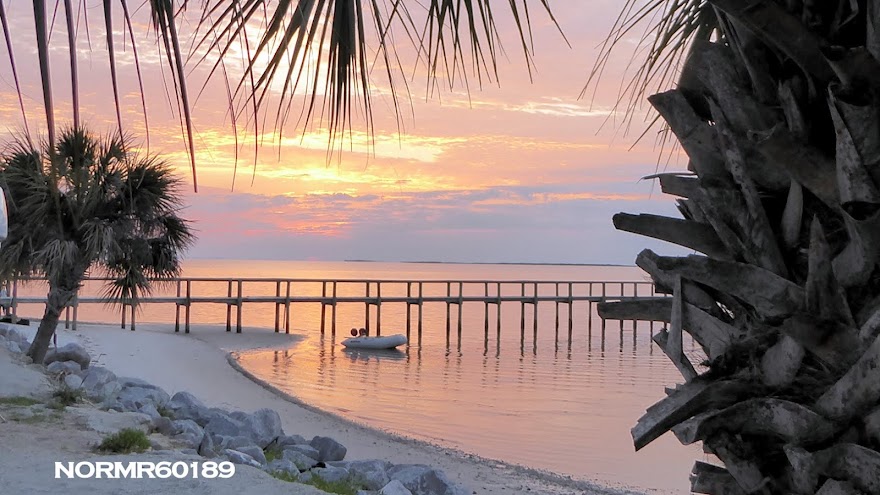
[598,0,880,493]
[26,284,76,364]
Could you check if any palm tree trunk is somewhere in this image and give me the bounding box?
[26,285,75,364]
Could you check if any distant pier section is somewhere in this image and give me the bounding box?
[4,277,663,342]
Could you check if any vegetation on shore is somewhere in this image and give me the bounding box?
[97,428,151,454]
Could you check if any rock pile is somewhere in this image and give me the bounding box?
[0,324,467,495]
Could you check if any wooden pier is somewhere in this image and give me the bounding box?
[5,277,661,341]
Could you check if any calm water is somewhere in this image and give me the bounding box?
[15,260,705,493]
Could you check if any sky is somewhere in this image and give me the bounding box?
[0,1,689,265]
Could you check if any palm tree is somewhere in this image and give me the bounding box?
[591,1,880,493]
[0,127,194,364]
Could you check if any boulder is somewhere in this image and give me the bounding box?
[310,435,347,462]
[173,432,202,449]
[265,459,299,480]
[44,342,90,370]
[223,449,262,468]
[198,432,217,458]
[47,360,82,374]
[138,404,161,421]
[153,416,175,436]
[116,384,170,411]
[204,414,247,441]
[166,391,207,421]
[381,480,414,495]
[171,419,203,438]
[68,407,153,435]
[286,444,321,460]
[241,408,284,448]
[281,449,319,470]
[389,466,467,495]
[5,341,21,354]
[298,471,313,484]
[277,434,308,447]
[312,466,350,483]
[63,374,83,390]
[330,460,391,490]
[217,435,257,451]
[79,367,119,401]
[237,445,267,465]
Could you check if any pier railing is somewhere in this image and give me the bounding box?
[4,277,660,339]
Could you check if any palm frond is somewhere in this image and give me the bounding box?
[0,1,32,143]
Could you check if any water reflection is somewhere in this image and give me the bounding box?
[239,318,705,495]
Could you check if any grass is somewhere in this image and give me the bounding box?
[52,387,83,407]
[268,470,299,483]
[0,396,41,407]
[97,428,151,454]
[156,406,173,418]
[303,476,364,495]
[264,447,282,463]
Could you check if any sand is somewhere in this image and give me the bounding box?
[11,321,643,495]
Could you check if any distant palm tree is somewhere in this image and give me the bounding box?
[0,127,193,364]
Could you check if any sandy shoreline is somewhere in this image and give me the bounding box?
[19,320,648,495]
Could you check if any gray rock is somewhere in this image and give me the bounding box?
[80,367,118,400]
[330,460,391,490]
[356,491,376,495]
[166,391,206,421]
[138,403,161,421]
[313,466,350,483]
[389,466,467,495]
[68,407,153,435]
[117,377,165,390]
[277,434,308,447]
[281,449,319,470]
[310,435,347,462]
[0,323,9,336]
[198,432,217,458]
[241,408,284,448]
[204,413,246,440]
[298,471,313,484]
[171,419,203,438]
[153,416,174,436]
[5,341,20,354]
[116,384,170,411]
[237,445,267,465]
[266,459,299,479]
[223,449,262,468]
[180,449,198,456]
[173,432,201,449]
[44,342,91,370]
[286,444,321,460]
[380,480,414,495]
[47,360,82,374]
[63,374,83,390]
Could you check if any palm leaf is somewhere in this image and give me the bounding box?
[0,0,32,142]
[33,0,56,151]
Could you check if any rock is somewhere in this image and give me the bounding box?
[241,408,284,448]
[153,416,174,436]
[389,466,467,495]
[381,480,414,495]
[312,466,350,483]
[298,471,313,484]
[330,460,391,490]
[79,367,118,401]
[138,403,161,421]
[266,459,299,479]
[276,434,308,447]
[116,384,170,411]
[5,341,21,354]
[47,360,82,374]
[171,419,203,438]
[173,432,202,449]
[218,435,257,451]
[166,391,207,421]
[281,449,319,470]
[356,491,375,495]
[286,444,321,460]
[237,445,267,465]
[223,449,262,468]
[117,377,165,390]
[310,435,347,462]
[63,374,83,390]
[68,407,153,435]
[204,413,247,440]
[198,432,217,458]
[149,434,173,451]
[44,342,91,370]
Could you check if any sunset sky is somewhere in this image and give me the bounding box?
[0,1,688,264]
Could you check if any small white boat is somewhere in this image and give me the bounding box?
[341,334,407,350]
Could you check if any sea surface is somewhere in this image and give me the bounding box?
[14,260,707,493]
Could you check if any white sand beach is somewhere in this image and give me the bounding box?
[8,320,644,495]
